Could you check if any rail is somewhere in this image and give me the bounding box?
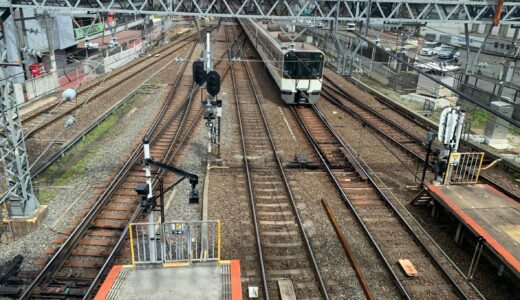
[22,31,198,128]
[19,30,205,300]
[229,25,329,299]
[293,104,471,299]
[322,76,520,202]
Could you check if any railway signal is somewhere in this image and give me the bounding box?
[206,71,221,97]
[193,60,206,85]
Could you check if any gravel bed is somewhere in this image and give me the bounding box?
[325,69,520,197]
[204,36,402,298]
[286,170,401,299]
[25,41,195,167]
[0,85,169,269]
[317,98,517,299]
[161,119,206,223]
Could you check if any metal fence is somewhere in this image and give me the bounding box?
[444,152,485,185]
[129,220,220,265]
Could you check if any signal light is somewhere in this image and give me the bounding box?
[193,61,206,85]
[206,71,221,96]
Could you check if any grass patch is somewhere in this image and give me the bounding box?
[37,98,134,186]
[37,189,56,205]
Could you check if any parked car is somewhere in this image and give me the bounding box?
[419,47,434,56]
[453,51,460,62]
[437,46,458,59]
[432,44,447,56]
[419,41,441,56]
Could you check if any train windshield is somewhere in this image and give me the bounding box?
[283,51,324,79]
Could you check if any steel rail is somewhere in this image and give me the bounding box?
[21,31,198,126]
[325,72,520,175]
[232,25,330,299]
[24,33,198,139]
[225,26,269,299]
[296,103,471,299]
[290,106,412,300]
[19,30,206,299]
[322,78,520,202]
[83,73,202,300]
[30,46,195,177]
[79,27,236,298]
[31,26,233,179]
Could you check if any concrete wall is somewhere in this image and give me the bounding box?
[460,84,520,121]
[25,72,59,100]
[85,41,144,75]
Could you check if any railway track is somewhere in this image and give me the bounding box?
[20,26,236,299]
[321,77,520,202]
[325,69,520,176]
[22,31,198,138]
[292,104,476,299]
[19,33,207,299]
[26,31,208,176]
[227,27,328,299]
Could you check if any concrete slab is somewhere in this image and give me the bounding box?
[96,260,242,300]
[115,263,220,300]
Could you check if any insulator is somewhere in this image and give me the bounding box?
[64,115,76,128]
[62,88,76,101]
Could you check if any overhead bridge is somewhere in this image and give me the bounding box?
[4,0,520,25]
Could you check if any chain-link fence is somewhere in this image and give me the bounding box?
[307,27,520,166]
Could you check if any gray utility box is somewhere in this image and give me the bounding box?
[484,101,514,141]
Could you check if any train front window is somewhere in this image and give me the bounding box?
[283,52,323,79]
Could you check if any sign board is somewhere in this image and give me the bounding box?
[74,22,105,40]
[449,152,461,165]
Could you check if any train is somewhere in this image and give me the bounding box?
[239,19,324,105]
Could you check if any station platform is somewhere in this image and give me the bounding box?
[427,184,520,278]
[94,260,242,300]
[77,30,142,49]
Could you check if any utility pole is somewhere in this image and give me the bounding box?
[13,9,31,80]
[43,11,57,72]
[497,27,519,98]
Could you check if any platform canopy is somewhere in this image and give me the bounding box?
[4,0,520,25]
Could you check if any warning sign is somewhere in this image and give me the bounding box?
[449,152,461,165]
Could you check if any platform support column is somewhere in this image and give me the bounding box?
[455,222,465,245]
[468,238,484,280]
[429,203,440,223]
[0,40,39,217]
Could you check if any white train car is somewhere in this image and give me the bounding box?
[239,19,324,105]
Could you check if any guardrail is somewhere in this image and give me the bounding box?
[129,220,220,265]
[444,152,485,185]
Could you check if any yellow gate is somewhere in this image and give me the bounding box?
[444,152,485,185]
